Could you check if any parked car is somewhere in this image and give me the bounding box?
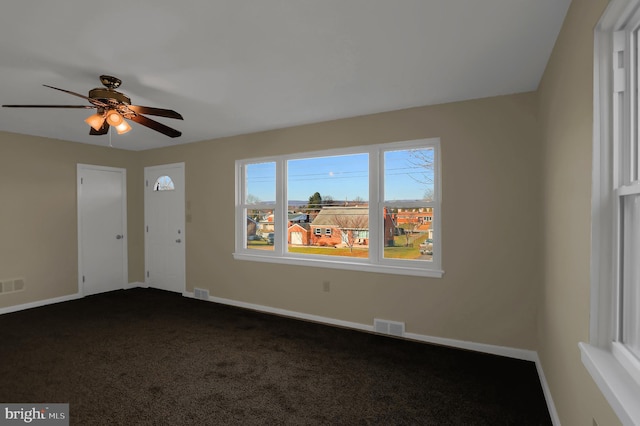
[247,234,262,241]
[419,241,433,255]
[266,233,274,244]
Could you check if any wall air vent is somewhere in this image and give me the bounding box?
[194,288,210,301]
[0,278,26,295]
[374,318,405,337]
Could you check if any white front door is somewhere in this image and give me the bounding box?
[144,163,185,293]
[77,164,128,296]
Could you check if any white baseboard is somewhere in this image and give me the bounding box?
[0,292,83,315]
[183,291,537,361]
[126,281,146,289]
[532,353,561,426]
[0,282,144,315]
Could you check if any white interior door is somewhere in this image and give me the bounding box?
[77,164,127,296]
[145,163,185,293]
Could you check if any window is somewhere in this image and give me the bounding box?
[581,3,640,424]
[234,138,442,277]
[242,162,275,251]
[153,175,175,191]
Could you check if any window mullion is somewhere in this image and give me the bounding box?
[369,147,382,263]
[276,159,286,256]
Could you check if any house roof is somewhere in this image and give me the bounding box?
[0,1,570,151]
[311,207,369,227]
[289,223,311,231]
[288,213,308,222]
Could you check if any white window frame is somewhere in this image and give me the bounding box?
[580,2,640,424]
[234,138,443,278]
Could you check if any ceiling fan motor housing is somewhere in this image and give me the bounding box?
[88,87,131,105]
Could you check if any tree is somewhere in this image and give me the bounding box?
[398,222,419,247]
[322,195,335,207]
[406,149,435,202]
[246,194,262,204]
[308,192,322,211]
[350,196,365,206]
[332,211,369,253]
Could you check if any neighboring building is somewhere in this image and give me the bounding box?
[288,223,311,245]
[246,217,258,237]
[310,207,395,247]
[393,208,433,227]
[257,212,275,235]
[392,208,433,239]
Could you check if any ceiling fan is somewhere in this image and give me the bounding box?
[2,75,183,138]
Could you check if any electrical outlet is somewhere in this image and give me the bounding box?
[323,281,330,292]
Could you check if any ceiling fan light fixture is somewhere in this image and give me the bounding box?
[84,113,105,131]
[106,110,124,126]
[115,120,132,135]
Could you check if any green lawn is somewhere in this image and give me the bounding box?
[248,233,431,260]
[288,246,369,258]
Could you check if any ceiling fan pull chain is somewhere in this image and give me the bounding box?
[108,126,113,148]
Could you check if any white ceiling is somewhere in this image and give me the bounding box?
[0,0,571,151]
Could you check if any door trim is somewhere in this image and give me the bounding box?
[77,164,128,296]
[144,162,186,293]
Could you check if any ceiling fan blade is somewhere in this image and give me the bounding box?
[128,105,183,120]
[89,121,110,135]
[2,104,96,109]
[128,114,182,138]
[43,85,109,108]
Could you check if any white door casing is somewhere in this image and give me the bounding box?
[77,164,128,296]
[144,163,186,293]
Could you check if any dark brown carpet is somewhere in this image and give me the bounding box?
[0,288,551,425]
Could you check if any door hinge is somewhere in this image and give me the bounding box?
[146,180,149,187]
[80,177,83,184]
[146,226,149,232]
[82,275,85,283]
[147,271,150,278]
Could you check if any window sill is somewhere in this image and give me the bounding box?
[233,252,444,278]
[580,342,640,425]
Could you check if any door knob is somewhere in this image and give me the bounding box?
[116,235,123,240]
[176,239,182,243]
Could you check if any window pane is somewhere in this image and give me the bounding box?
[287,154,369,258]
[385,148,435,202]
[246,209,274,251]
[622,194,640,359]
[383,207,434,262]
[154,175,175,191]
[245,162,275,205]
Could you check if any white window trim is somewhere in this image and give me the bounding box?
[581,1,640,424]
[234,138,444,278]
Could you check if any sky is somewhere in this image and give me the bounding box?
[246,148,434,204]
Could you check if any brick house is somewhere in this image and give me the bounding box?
[310,207,395,247]
[288,223,311,245]
[392,208,433,238]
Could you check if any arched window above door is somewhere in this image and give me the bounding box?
[154,176,175,191]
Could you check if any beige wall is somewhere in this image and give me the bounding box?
[537,0,621,424]
[140,92,542,349]
[0,132,144,309]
